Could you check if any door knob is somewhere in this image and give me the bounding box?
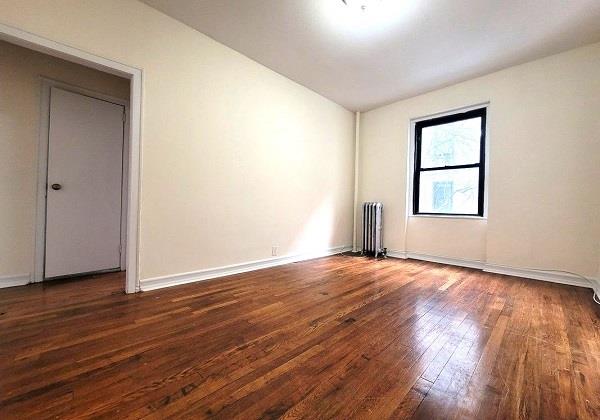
[51,183,62,190]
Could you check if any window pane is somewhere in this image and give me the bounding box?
[418,168,479,214]
[420,117,481,168]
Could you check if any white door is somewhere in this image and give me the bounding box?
[45,87,125,279]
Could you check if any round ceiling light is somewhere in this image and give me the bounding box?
[319,0,418,40]
[341,0,381,12]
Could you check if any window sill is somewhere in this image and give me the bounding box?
[409,214,487,220]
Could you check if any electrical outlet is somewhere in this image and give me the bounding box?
[272,246,278,256]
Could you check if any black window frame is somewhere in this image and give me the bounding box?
[413,107,487,217]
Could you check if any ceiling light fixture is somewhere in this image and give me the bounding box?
[319,0,418,40]
[341,0,381,12]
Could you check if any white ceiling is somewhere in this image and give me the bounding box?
[141,0,600,111]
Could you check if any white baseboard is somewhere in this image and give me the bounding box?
[140,245,352,292]
[591,279,600,298]
[0,274,31,289]
[386,250,407,259]
[386,250,484,270]
[406,252,485,270]
[483,263,593,289]
[386,251,595,289]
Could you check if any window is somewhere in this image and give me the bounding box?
[413,108,486,216]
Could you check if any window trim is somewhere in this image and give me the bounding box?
[412,107,487,217]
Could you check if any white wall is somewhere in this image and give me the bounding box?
[0,0,355,282]
[358,42,600,277]
[0,40,129,280]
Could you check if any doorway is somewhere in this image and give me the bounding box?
[41,82,129,280]
[0,22,142,294]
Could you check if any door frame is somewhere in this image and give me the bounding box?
[0,22,142,293]
[37,79,130,280]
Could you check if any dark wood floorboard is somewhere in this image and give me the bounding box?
[1,256,599,419]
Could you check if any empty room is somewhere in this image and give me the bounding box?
[0,0,599,418]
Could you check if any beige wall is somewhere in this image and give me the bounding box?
[359,42,600,277]
[0,40,129,278]
[0,0,354,281]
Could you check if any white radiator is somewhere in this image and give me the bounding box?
[362,202,385,258]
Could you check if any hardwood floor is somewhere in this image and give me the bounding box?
[1,256,599,419]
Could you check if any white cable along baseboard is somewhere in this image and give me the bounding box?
[387,250,596,289]
[483,263,593,289]
[140,245,352,292]
[390,251,485,270]
[589,278,600,298]
[0,274,31,289]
